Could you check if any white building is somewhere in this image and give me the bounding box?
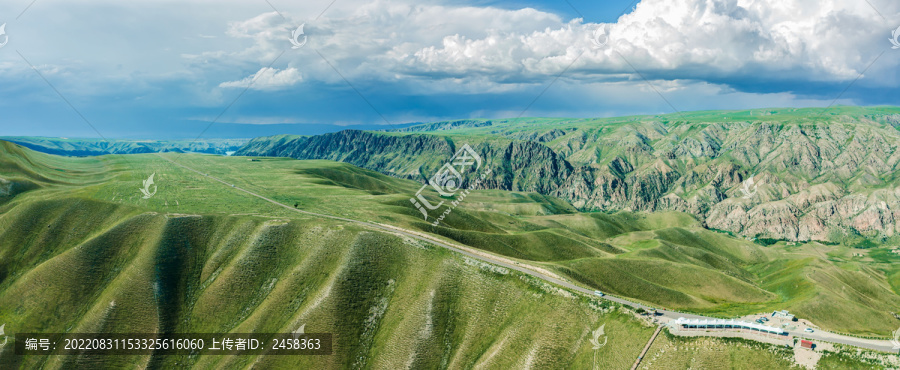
[673,317,786,336]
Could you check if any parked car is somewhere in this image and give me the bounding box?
[804,328,814,333]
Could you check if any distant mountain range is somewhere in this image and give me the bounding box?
[0,137,250,157]
[235,106,900,243]
[13,107,900,243]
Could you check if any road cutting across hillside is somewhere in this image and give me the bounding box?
[159,154,899,354]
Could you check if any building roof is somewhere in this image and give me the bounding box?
[674,317,786,334]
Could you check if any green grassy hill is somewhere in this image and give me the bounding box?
[0,141,892,368]
[0,202,656,369]
[236,107,900,244]
[0,142,659,368]
[14,139,894,336]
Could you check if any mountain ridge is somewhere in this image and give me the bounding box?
[0,137,250,157]
[235,107,900,243]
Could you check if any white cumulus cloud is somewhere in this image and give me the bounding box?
[198,0,898,95]
[4,0,899,126]
[219,67,303,90]
[393,0,898,85]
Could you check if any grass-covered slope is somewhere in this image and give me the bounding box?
[1,143,665,368]
[0,202,655,369]
[0,140,894,368]
[236,106,900,243]
[1,139,899,367]
[25,142,889,336]
[149,149,900,336]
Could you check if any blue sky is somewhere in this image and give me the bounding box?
[1,0,899,139]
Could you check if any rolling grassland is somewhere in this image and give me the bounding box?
[0,141,891,368]
[238,107,900,244]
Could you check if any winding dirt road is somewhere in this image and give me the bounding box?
[160,154,899,354]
